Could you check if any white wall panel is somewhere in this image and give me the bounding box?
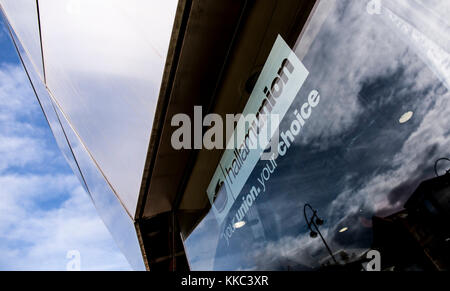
[38,0,177,217]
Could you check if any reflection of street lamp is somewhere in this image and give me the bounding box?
[434,158,450,177]
[304,204,338,265]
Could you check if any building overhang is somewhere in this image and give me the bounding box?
[135,0,317,270]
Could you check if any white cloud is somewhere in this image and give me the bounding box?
[0,177,130,270]
[0,64,54,172]
[0,63,131,270]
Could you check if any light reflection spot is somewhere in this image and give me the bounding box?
[399,111,414,124]
[234,221,246,229]
[339,227,349,233]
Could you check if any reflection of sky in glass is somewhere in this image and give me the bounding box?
[1,14,131,270]
[2,0,178,217]
[185,0,450,270]
[36,0,178,216]
[0,0,45,79]
[11,25,89,195]
[53,102,146,270]
[1,3,149,270]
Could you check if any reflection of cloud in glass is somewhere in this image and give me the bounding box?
[2,0,179,216]
[0,1,45,78]
[6,28,146,270]
[37,0,178,216]
[186,0,450,270]
[184,211,221,271]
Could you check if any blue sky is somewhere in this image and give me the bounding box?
[0,15,131,271]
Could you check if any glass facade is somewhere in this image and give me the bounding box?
[2,0,449,271]
[0,0,45,79]
[1,0,178,270]
[183,0,450,270]
[37,0,178,216]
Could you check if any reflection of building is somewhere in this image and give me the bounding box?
[2,0,450,271]
[372,173,450,271]
[319,249,368,270]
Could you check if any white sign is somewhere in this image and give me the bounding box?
[206,35,309,225]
